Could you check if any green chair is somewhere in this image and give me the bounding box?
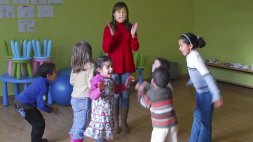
[3,40,13,76]
[10,40,32,79]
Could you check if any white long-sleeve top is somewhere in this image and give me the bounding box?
[187,50,221,102]
[70,62,94,98]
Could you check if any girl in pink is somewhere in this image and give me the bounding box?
[84,56,134,142]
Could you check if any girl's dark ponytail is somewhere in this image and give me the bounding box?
[197,37,206,48]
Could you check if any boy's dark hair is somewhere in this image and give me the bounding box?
[95,56,112,74]
[153,67,170,88]
[39,63,56,78]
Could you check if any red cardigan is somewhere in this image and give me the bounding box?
[102,23,139,74]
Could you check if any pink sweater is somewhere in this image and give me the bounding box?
[89,74,127,100]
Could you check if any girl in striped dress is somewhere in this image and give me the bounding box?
[84,56,134,142]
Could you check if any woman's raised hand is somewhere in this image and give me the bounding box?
[131,22,138,38]
[108,23,115,36]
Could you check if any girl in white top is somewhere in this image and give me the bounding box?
[178,33,223,142]
[69,41,94,142]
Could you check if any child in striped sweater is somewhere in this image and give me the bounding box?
[148,57,173,91]
[135,67,178,142]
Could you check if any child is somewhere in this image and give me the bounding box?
[84,56,134,142]
[135,67,178,142]
[102,1,139,134]
[14,63,57,142]
[143,57,173,91]
[178,32,223,142]
[69,41,94,142]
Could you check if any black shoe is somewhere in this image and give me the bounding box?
[41,139,48,142]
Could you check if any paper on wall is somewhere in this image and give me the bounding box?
[12,0,30,4]
[48,0,63,4]
[0,5,14,18]
[18,19,35,32]
[17,5,34,18]
[38,5,53,17]
[31,0,47,5]
[0,0,9,4]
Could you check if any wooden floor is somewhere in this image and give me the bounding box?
[0,77,253,142]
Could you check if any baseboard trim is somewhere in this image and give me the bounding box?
[215,79,253,89]
[178,74,253,89]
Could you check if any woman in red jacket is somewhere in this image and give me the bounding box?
[102,1,139,134]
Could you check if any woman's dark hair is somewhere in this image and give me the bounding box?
[153,67,170,88]
[179,32,206,49]
[39,63,56,78]
[110,2,132,32]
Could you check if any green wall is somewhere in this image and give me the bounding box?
[0,0,194,96]
[2,0,252,97]
[194,0,253,87]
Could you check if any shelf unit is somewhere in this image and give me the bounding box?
[206,62,253,88]
[206,63,253,74]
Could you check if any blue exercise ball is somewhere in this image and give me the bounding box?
[58,67,71,76]
[50,74,72,106]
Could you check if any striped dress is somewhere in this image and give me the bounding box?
[138,87,177,128]
[84,74,126,140]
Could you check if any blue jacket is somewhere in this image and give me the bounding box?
[15,77,52,113]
